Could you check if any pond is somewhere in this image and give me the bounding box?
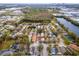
[57,18,79,37]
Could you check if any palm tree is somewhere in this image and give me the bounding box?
[47,44,52,56]
[17,34,31,55]
[23,35,31,51]
[37,44,43,56]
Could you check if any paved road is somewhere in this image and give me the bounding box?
[30,41,48,56]
[30,41,39,56]
[57,35,66,47]
[42,43,48,56]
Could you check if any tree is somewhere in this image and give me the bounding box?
[47,44,52,56]
[63,36,71,45]
[37,44,43,56]
[76,37,79,46]
[22,35,31,52]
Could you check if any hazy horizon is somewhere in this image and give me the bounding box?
[0,0,79,4]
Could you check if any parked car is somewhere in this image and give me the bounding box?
[51,47,58,55]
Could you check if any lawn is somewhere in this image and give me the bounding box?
[0,40,15,50]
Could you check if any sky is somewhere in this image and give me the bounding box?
[0,0,79,4]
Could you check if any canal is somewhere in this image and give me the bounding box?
[57,18,79,37]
